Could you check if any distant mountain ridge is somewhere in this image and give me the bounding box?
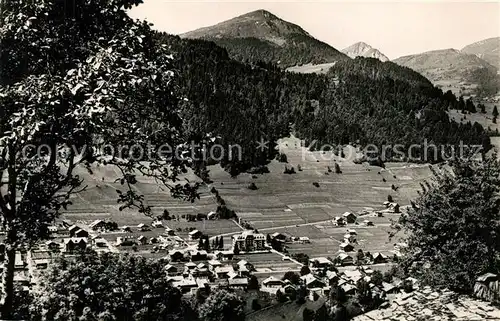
[342,42,389,62]
[461,37,500,69]
[393,47,498,94]
[180,9,348,68]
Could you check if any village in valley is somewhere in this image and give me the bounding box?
[6,138,500,320]
[1,1,500,320]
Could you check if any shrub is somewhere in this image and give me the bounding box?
[247,183,258,190]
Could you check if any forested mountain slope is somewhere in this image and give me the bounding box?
[159,34,490,172]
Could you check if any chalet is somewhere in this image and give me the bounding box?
[333,217,346,226]
[197,279,209,290]
[185,262,197,270]
[262,276,284,288]
[64,238,88,252]
[207,211,217,220]
[341,283,357,295]
[172,278,197,294]
[310,257,333,269]
[326,271,339,284]
[137,223,150,232]
[214,266,234,279]
[227,271,239,280]
[343,270,363,283]
[164,227,175,236]
[149,237,159,244]
[339,242,355,252]
[165,264,178,276]
[232,230,266,252]
[189,229,202,240]
[281,283,297,295]
[342,212,357,224]
[92,238,108,248]
[152,221,164,228]
[74,229,89,238]
[239,265,252,277]
[237,260,253,270]
[299,236,311,244]
[208,260,222,271]
[212,278,229,289]
[190,250,208,261]
[120,226,132,232]
[337,253,354,266]
[364,220,374,226]
[116,236,136,246]
[372,252,389,264]
[343,233,356,243]
[347,229,357,235]
[193,267,212,278]
[228,278,249,290]
[47,225,59,234]
[214,250,234,261]
[168,250,185,262]
[137,235,147,245]
[68,225,80,236]
[89,220,107,231]
[45,240,60,251]
[271,232,290,243]
[301,273,326,289]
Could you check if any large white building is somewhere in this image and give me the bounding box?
[232,230,266,252]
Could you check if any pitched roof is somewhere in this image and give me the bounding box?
[337,253,352,261]
[311,257,332,265]
[229,278,249,286]
[476,273,498,282]
[263,276,283,285]
[208,259,222,266]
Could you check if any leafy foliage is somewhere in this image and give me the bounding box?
[32,251,195,321]
[198,289,245,321]
[394,158,500,293]
[0,0,197,317]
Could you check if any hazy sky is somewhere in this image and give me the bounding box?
[129,1,500,59]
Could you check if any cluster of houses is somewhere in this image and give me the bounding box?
[164,256,256,294]
[262,258,416,302]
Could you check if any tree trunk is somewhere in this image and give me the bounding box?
[1,244,15,319]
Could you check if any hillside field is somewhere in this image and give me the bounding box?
[60,136,434,271]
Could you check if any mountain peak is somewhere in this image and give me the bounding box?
[342,42,389,62]
[240,9,277,20]
[181,9,310,44]
[180,9,348,68]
